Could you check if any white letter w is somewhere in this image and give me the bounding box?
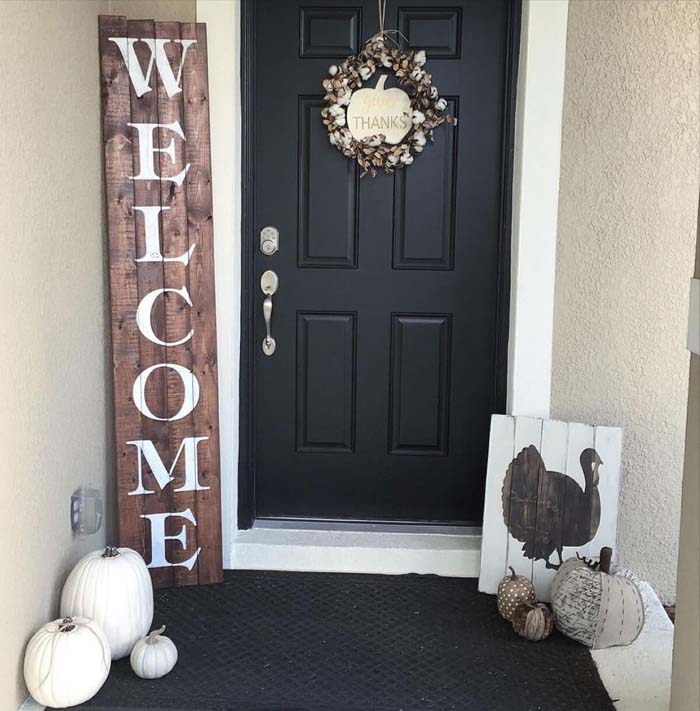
[108,38,196,98]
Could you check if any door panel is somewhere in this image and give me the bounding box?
[298,97,359,268]
[296,312,357,453]
[242,0,519,526]
[392,97,457,269]
[389,314,452,455]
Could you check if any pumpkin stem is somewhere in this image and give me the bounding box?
[58,618,76,633]
[374,74,388,92]
[146,625,166,644]
[509,566,517,579]
[102,546,120,558]
[599,546,613,575]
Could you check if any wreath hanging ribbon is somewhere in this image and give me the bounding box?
[321,0,457,177]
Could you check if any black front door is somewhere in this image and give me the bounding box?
[241,0,519,526]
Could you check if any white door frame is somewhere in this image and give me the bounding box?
[197,0,569,574]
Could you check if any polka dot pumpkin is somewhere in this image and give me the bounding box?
[497,567,536,620]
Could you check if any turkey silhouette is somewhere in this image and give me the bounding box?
[502,445,603,570]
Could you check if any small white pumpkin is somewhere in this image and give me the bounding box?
[24,616,110,708]
[61,546,153,659]
[130,626,178,679]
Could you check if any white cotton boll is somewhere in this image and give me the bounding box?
[400,153,414,165]
[359,66,372,80]
[382,55,393,68]
[329,65,338,76]
[337,91,351,106]
[414,50,426,66]
[413,131,426,147]
[387,154,399,165]
[335,114,346,127]
[430,86,439,99]
[410,67,424,81]
[412,110,425,125]
[435,98,447,111]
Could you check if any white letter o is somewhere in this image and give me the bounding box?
[133,363,200,421]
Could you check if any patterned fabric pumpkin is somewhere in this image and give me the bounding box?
[551,547,644,649]
[497,567,536,620]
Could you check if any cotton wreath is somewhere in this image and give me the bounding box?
[321,35,457,177]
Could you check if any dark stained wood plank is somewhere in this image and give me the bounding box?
[155,20,199,586]
[181,22,223,585]
[127,18,173,589]
[102,15,222,588]
[99,15,146,557]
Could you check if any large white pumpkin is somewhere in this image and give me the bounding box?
[130,625,178,679]
[24,616,110,708]
[61,546,153,659]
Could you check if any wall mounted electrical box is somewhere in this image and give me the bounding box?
[71,487,103,536]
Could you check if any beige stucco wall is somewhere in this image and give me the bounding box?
[552,0,700,602]
[0,2,194,708]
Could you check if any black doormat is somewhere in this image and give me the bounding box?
[65,570,614,711]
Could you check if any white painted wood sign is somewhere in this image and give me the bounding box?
[346,75,411,145]
[479,415,623,602]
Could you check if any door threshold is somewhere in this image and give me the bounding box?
[230,526,482,578]
[253,518,481,536]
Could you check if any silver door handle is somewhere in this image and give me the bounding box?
[260,270,278,356]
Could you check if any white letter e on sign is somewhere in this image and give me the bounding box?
[128,121,190,186]
[141,508,201,570]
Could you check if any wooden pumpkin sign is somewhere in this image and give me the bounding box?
[347,75,411,145]
[479,416,623,601]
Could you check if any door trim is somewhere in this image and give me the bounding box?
[238,0,522,529]
[239,0,256,529]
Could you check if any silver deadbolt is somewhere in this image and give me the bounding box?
[260,226,279,256]
[260,270,278,356]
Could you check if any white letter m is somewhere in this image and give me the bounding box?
[127,437,209,495]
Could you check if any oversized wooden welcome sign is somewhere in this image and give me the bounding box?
[99,16,222,587]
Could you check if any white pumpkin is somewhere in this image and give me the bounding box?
[346,74,412,145]
[24,616,110,708]
[130,626,178,679]
[61,546,153,659]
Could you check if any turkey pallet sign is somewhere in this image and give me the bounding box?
[99,16,222,588]
[479,416,622,602]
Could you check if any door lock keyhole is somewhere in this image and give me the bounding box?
[260,226,279,255]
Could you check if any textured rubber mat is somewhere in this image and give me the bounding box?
[65,570,614,711]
